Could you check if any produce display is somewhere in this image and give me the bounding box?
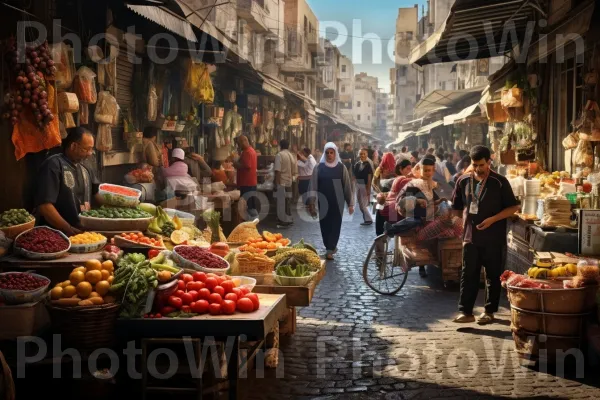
[203,210,224,243]
[99,184,141,207]
[500,271,551,289]
[149,251,182,283]
[81,205,152,219]
[101,244,123,263]
[235,251,276,274]
[239,231,291,251]
[290,239,318,254]
[209,242,230,258]
[0,209,34,227]
[271,248,322,270]
[2,39,56,128]
[110,253,158,318]
[49,259,116,307]
[148,206,181,236]
[69,232,106,245]
[527,264,578,279]
[174,246,228,270]
[114,232,165,249]
[16,227,69,253]
[227,219,262,243]
[0,272,49,291]
[153,271,260,318]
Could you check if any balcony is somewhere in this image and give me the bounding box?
[237,0,268,33]
[306,30,324,55]
[286,28,303,58]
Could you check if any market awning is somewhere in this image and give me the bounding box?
[443,103,482,125]
[414,86,485,116]
[126,4,198,42]
[256,72,285,99]
[409,0,535,66]
[386,131,415,148]
[416,120,444,136]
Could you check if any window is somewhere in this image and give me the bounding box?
[342,65,346,73]
[440,81,446,90]
[406,31,413,40]
[357,115,361,121]
[357,101,361,107]
[309,22,313,33]
[367,115,370,121]
[341,85,346,93]
[304,16,308,35]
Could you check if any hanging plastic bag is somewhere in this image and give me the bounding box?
[562,132,580,150]
[94,91,118,125]
[50,43,75,91]
[573,139,594,167]
[96,124,112,152]
[74,66,97,104]
[185,60,214,103]
[147,84,158,121]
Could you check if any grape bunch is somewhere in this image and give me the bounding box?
[2,38,56,128]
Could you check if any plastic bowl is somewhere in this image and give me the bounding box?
[230,276,257,292]
[69,238,108,254]
[14,227,71,260]
[0,272,51,304]
[164,208,196,227]
[172,246,230,275]
[273,271,317,287]
[99,184,141,207]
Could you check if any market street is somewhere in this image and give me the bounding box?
[241,210,600,400]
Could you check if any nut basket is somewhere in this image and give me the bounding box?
[47,303,120,352]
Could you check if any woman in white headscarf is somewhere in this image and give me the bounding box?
[308,142,354,260]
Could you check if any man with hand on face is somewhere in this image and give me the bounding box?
[35,127,102,236]
[452,145,520,325]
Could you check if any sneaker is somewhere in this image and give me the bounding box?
[477,313,495,325]
[452,313,475,323]
[419,266,428,278]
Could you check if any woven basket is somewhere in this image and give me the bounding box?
[47,303,120,352]
[0,219,34,240]
[506,285,597,314]
[236,262,275,275]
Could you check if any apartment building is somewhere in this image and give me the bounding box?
[375,90,389,139]
[353,73,378,131]
[280,0,324,102]
[319,39,341,113]
[339,55,355,123]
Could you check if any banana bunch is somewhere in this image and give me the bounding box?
[148,207,183,235]
[528,263,578,279]
[527,267,548,279]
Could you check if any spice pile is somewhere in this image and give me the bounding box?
[0,272,49,291]
[16,227,69,253]
[70,232,106,245]
[175,246,228,270]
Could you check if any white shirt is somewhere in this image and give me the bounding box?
[436,158,452,183]
[274,149,298,187]
[297,155,316,177]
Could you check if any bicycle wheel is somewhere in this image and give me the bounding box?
[363,234,409,295]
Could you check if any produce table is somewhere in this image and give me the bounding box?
[251,261,327,334]
[117,293,287,400]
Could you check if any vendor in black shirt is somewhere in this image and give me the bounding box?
[35,127,101,236]
[451,145,520,325]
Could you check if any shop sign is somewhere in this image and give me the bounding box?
[289,118,302,126]
[578,210,600,256]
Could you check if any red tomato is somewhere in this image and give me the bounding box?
[209,303,222,315]
[181,293,193,305]
[182,274,194,283]
[154,313,162,319]
[223,275,232,281]
[187,290,199,301]
[213,286,225,297]
[222,300,236,315]
[208,293,223,305]
[177,280,186,290]
[206,273,218,278]
[244,293,260,311]
[224,293,238,303]
[193,272,207,282]
[148,249,160,259]
[186,281,199,291]
[217,276,226,285]
[205,277,218,290]
[191,299,209,314]
[198,288,211,301]
[236,298,254,313]
[175,290,185,298]
[181,305,192,313]
[231,288,243,298]
[220,280,235,293]
[240,287,251,296]
[168,296,182,309]
[160,306,176,316]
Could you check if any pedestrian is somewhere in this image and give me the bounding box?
[297,147,316,205]
[455,150,468,174]
[426,147,435,155]
[410,151,420,166]
[353,149,374,226]
[308,142,354,260]
[452,145,520,325]
[234,135,258,219]
[373,152,398,193]
[445,153,457,176]
[375,159,413,235]
[339,142,356,180]
[274,139,298,228]
[397,146,411,162]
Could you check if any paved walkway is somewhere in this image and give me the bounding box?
[241,209,600,399]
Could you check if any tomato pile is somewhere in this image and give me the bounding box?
[175,246,228,270]
[155,272,260,317]
[0,272,49,291]
[16,227,69,253]
[118,232,163,247]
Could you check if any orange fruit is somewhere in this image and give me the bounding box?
[85,270,102,284]
[89,292,101,298]
[76,281,93,299]
[85,259,102,271]
[62,285,77,298]
[73,266,86,273]
[107,276,114,284]
[59,280,71,288]
[101,270,110,280]
[50,286,63,300]
[95,281,110,296]
[69,270,85,285]
[101,260,114,272]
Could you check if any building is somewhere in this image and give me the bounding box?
[319,39,341,114]
[353,73,378,131]
[281,0,324,102]
[338,55,355,123]
[375,90,389,139]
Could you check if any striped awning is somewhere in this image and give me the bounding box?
[126,4,197,42]
[416,120,444,136]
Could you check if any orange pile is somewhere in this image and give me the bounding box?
[118,232,163,247]
[240,231,291,251]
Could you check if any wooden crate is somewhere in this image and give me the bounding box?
[440,248,463,282]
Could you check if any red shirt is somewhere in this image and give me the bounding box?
[237,146,257,186]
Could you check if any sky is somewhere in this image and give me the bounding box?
[307,0,428,92]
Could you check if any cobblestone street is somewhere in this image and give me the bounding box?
[241,209,600,399]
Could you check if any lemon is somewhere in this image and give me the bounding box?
[95,281,110,296]
[170,230,190,245]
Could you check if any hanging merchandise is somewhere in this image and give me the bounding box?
[574,138,594,168]
[57,92,79,129]
[74,66,97,125]
[184,60,214,104]
[147,84,158,121]
[501,86,523,108]
[225,90,236,103]
[94,91,119,152]
[50,43,74,91]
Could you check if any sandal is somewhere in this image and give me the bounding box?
[326,250,335,260]
[477,313,495,325]
[452,313,475,323]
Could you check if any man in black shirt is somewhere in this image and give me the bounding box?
[451,146,520,325]
[35,127,101,236]
[339,143,355,177]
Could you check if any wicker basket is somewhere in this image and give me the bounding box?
[0,219,35,240]
[506,285,597,314]
[512,328,582,362]
[510,306,589,336]
[47,303,120,352]
[236,262,275,275]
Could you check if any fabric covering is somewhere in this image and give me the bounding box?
[319,142,342,167]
